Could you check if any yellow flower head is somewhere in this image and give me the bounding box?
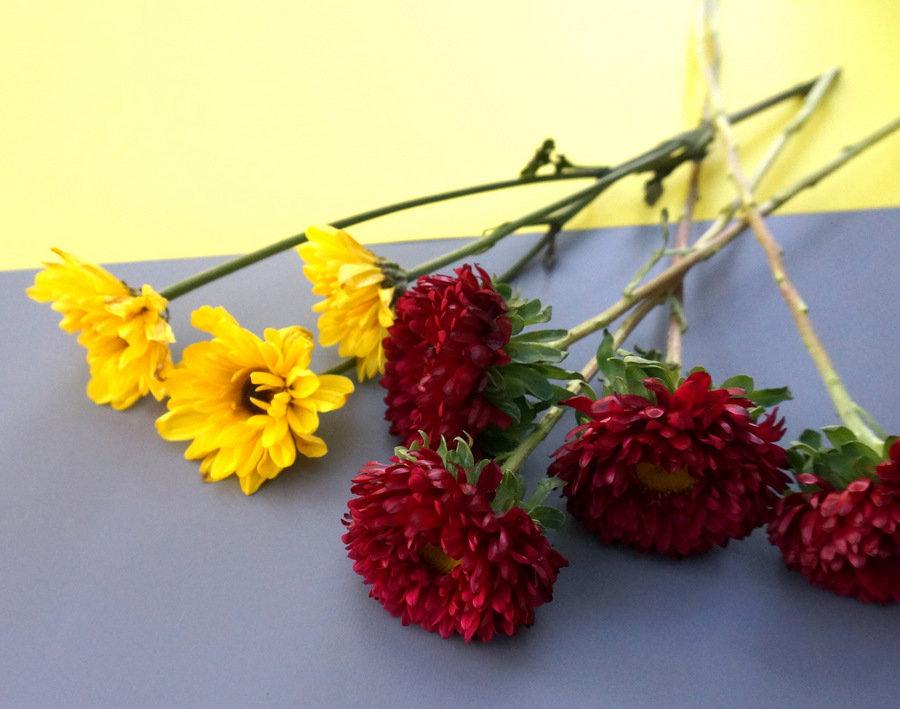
[27,248,175,409]
[155,305,354,495]
[297,225,398,381]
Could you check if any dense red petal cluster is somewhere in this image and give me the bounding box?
[767,440,900,603]
[381,265,513,446]
[342,448,567,642]
[548,370,789,557]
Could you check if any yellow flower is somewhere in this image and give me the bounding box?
[297,225,397,381]
[27,248,174,409]
[155,305,354,495]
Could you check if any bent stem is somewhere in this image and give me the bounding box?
[696,2,886,452]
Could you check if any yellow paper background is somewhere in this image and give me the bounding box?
[3,0,899,270]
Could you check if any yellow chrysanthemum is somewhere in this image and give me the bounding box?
[297,225,397,381]
[155,305,354,495]
[27,248,174,409]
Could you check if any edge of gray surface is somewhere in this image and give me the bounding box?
[2,208,899,708]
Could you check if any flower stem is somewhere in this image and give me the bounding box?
[404,77,820,285]
[496,227,559,284]
[404,179,608,280]
[158,77,819,302]
[696,2,885,452]
[157,171,606,300]
[665,159,702,369]
[501,295,662,477]
[322,357,356,377]
[547,112,900,354]
[691,66,840,253]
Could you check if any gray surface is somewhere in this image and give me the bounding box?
[2,209,900,708]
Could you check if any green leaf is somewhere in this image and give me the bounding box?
[490,394,525,422]
[822,425,858,449]
[508,313,525,336]
[747,386,792,409]
[509,328,568,343]
[528,506,567,532]
[524,476,566,510]
[548,384,577,406]
[595,331,615,365]
[841,440,882,463]
[488,367,527,399]
[394,445,417,462]
[598,356,626,391]
[785,447,812,475]
[504,364,555,400]
[624,366,652,400]
[529,363,581,381]
[507,342,566,364]
[435,436,450,462]
[493,281,512,300]
[798,429,823,450]
[579,382,598,401]
[452,437,475,471]
[492,471,526,514]
[516,298,542,322]
[470,458,492,487]
[721,374,754,392]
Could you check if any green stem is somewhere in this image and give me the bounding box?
[158,76,818,302]
[404,181,604,280]
[496,228,558,284]
[317,110,900,381]
[547,113,900,354]
[157,171,605,300]
[322,357,356,377]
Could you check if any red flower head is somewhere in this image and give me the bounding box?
[342,444,568,643]
[381,265,513,447]
[548,370,789,557]
[767,439,900,604]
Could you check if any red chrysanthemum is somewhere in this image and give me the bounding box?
[342,447,567,642]
[767,440,900,603]
[548,370,789,557]
[381,264,513,447]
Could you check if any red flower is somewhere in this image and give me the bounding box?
[548,370,789,557]
[381,265,512,447]
[767,440,900,603]
[342,447,567,642]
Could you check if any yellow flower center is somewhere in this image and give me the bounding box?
[633,462,698,495]
[420,544,462,574]
[240,373,276,415]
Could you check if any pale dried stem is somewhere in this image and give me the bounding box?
[551,112,900,355]
[695,2,883,451]
[666,161,701,368]
[693,66,841,252]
